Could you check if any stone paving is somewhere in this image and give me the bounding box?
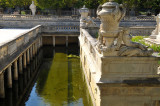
[0,29,29,46]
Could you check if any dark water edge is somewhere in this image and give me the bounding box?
[0,44,92,106]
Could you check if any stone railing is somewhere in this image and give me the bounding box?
[122,16,155,21]
[80,29,98,64]
[0,14,79,21]
[0,14,156,21]
[0,25,41,72]
[42,25,80,33]
[129,26,155,36]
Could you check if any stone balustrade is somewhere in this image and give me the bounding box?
[0,14,79,21]
[129,27,155,36]
[122,16,155,21]
[42,25,80,33]
[0,14,156,21]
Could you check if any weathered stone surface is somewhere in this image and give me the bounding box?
[79,1,160,104]
[96,0,153,57]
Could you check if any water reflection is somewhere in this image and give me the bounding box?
[25,45,92,106]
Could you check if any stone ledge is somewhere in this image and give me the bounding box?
[144,38,160,45]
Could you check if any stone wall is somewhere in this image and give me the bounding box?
[0,19,155,36]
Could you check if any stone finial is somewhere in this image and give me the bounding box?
[96,0,153,56]
[79,6,98,29]
[79,6,89,28]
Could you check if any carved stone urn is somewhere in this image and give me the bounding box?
[79,5,89,28]
[97,0,125,48]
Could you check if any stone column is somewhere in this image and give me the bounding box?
[0,73,5,98]
[23,52,27,69]
[27,49,30,64]
[30,47,33,60]
[33,44,35,56]
[14,60,18,80]
[7,65,12,88]
[53,36,55,47]
[66,36,68,47]
[19,56,23,74]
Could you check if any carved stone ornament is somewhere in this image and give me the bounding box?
[79,5,98,28]
[30,1,36,16]
[96,0,153,56]
[150,13,160,39]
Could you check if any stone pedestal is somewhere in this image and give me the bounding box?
[100,57,159,83]
[98,83,160,106]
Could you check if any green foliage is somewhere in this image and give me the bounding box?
[150,44,160,52]
[131,36,160,52]
[21,11,26,15]
[0,0,160,13]
[95,32,99,38]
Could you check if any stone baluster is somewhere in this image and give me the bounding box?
[53,36,55,47]
[30,46,33,60]
[66,36,68,47]
[35,43,37,55]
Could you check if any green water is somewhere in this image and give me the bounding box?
[25,46,92,106]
